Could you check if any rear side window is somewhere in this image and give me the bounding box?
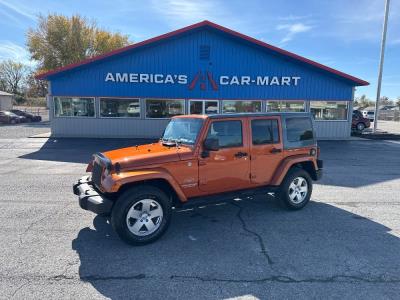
[251,119,279,145]
[286,117,314,142]
[207,120,243,148]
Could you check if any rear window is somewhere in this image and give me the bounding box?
[286,117,314,142]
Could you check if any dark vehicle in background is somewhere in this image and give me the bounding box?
[352,110,370,132]
[10,109,42,122]
[0,111,21,124]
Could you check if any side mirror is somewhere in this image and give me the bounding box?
[203,138,219,151]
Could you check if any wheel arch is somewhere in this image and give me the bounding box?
[116,178,184,207]
[271,155,318,185]
[292,161,318,181]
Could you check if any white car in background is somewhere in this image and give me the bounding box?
[362,110,375,122]
[127,103,140,114]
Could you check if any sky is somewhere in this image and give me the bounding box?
[0,0,399,100]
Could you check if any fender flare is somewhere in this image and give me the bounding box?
[270,155,317,186]
[103,169,188,202]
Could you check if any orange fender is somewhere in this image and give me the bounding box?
[270,155,317,186]
[102,168,188,202]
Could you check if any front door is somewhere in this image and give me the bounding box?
[249,117,283,184]
[199,119,250,193]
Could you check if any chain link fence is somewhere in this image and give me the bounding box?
[12,106,49,122]
[378,110,400,122]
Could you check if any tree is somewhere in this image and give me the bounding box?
[25,70,47,97]
[27,14,130,72]
[0,60,28,94]
[0,77,7,91]
[379,96,393,106]
[355,94,373,109]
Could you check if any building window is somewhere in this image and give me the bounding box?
[266,101,305,112]
[310,101,348,120]
[145,99,184,118]
[100,98,140,118]
[251,119,280,145]
[54,97,95,117]
[222,100,261,113]
[189,100,219,114]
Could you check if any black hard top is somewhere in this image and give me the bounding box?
[207,112,312,119]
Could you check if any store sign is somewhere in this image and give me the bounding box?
[105,72,188,84]
[104,72,301,90]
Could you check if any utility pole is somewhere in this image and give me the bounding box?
[374,0,390,132]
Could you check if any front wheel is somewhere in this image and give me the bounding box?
[111,186,172,245]
[277,168,312,210]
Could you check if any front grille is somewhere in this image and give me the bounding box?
[92,161,103,188]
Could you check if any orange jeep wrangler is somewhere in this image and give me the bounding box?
[74,113,323,245]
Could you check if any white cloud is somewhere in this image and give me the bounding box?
[320,0,400,43]
[276,22,312,43]
[151,0,214,21]
[150,0,235,28]
[277,14,312,22]
[0,0,36,21]
[0,41,35,66]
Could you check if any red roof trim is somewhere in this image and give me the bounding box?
[36,20,369,86]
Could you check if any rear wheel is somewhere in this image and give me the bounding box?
[111,185,172,245]
[277,168,312,210]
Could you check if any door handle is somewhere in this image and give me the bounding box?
[270,148,282,154]
[234,151,248,158]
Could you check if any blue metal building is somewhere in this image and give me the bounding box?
[37,20,368,139]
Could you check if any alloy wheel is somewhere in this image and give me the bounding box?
[288,177,308,204]
[126,199,163,236]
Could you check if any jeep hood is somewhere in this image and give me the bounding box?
[101,142,194,170]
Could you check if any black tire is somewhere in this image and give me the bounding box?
[277,167,313,210]
[111,185,172,245]
[356,122,365,132]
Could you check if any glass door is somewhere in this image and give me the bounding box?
[189,100,219,115]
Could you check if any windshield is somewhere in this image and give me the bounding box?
[162,118,203,145]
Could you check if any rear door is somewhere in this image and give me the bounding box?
[249,116,283,185]
[199,118,251,193]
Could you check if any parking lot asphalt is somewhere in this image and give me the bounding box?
[1,125,400,299]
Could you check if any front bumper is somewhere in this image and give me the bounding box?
[73,175,113,215]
